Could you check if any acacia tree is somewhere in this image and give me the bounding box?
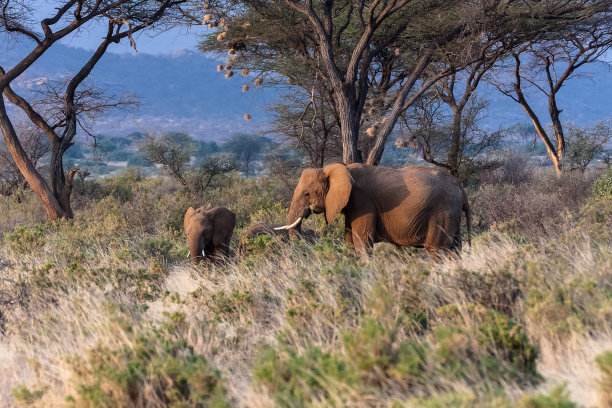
[198,0,611,166]
[495,19,612,175]
[399,91,502,180]
[0,0,186,220]
[0,122,50,196]
[270,87,343,167]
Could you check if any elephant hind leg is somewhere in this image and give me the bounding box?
[425,218,458,262]
[351,230,374,258]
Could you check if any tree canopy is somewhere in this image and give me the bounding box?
[198,0,612,165]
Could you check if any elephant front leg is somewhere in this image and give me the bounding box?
[344,224,353,246]
[349,214,376,258]
[352,232,373,258]
[214,243,231,262]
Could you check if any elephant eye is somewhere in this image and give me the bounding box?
[304,191,310,197]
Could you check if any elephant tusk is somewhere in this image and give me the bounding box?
[274,217,303,230]
[202,250,206,257]
[187,251,191,258]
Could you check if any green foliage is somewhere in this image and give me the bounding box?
[519,385,577,408]
[12,385,46,405]
[565,121,612,172]
[209,290,253,319]
[66,314,228,407]
[222,133,275,177]
[592,168,612,201]
[241,234,278,257]
[433,303,539,383]
[4,224,47,253]
[253,346,359,407]
[343,318,427,385]
[596,351,612,407]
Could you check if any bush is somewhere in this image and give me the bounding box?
[433,303,539,383]
[253,346,359,407]
[592,168,612,201]
[596,351,612,407]
[66,313,229,407]
[3,224,47,253]
[519,385,577,408]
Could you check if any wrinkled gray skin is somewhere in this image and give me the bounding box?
[184,205,236,264]
[238,223,319,256]
[282,163,471,261]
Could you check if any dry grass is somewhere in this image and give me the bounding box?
[0,168,610,407]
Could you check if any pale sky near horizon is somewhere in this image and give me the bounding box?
[25,1,203,55]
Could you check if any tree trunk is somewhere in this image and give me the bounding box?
[548,93,565,174]
[0,96,68,219]
[335,90,361,164]
[446,106,463,176]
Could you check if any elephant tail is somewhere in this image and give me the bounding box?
[462,189,472,247]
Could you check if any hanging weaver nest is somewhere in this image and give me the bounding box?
[244,113,251,120]
[243,22,251,28]
[255,77,263,86]
[217,33,224,41]
[395,138,409,148]
[286,77,294,85]
[217,64,224,71]
[228,48,236,55]
[225,64,232,70]
[204,3,210,9]
[241,68,250,76]
[366,127,376,137]
[203,14,212,22]
[242,85,249,92]
[225,71,234,78]
[394,48,401,56]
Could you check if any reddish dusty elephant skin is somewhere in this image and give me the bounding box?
[280,163,471,261]
[184,205,236,264]
[237,223,319,256]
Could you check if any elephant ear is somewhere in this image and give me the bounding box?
[209,208,228,246]
[184,207,196,234]
[323,163,353,224]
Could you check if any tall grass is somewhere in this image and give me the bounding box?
[0,166,610,407]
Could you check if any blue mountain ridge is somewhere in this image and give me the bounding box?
[1,37,611,141]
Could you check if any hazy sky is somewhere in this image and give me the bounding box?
[27,1,203,55]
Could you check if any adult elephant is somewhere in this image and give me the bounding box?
[184,205,236,264]
[276,163,471,260]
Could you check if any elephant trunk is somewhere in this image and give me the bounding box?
[285,196,307,232]
[188,235,204,264]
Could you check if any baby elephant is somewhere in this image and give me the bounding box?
[238,222,319,256]
[184,205,236,264]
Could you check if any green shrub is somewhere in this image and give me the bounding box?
[12,384,46,406]
[4,224,46,253]
[433,303,539,383]
[592,168,612,201]
[66,314,228,407]
[241,234,279,257]
[406,391,512,408]
[519,385,576,408]
[253,346,359,407]
[596,351,612,407]
[343,318,427,386]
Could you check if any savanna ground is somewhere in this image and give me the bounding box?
[0,158,611,407]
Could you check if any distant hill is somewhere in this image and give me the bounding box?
[2,37,611,141]
[1,38,277,141]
